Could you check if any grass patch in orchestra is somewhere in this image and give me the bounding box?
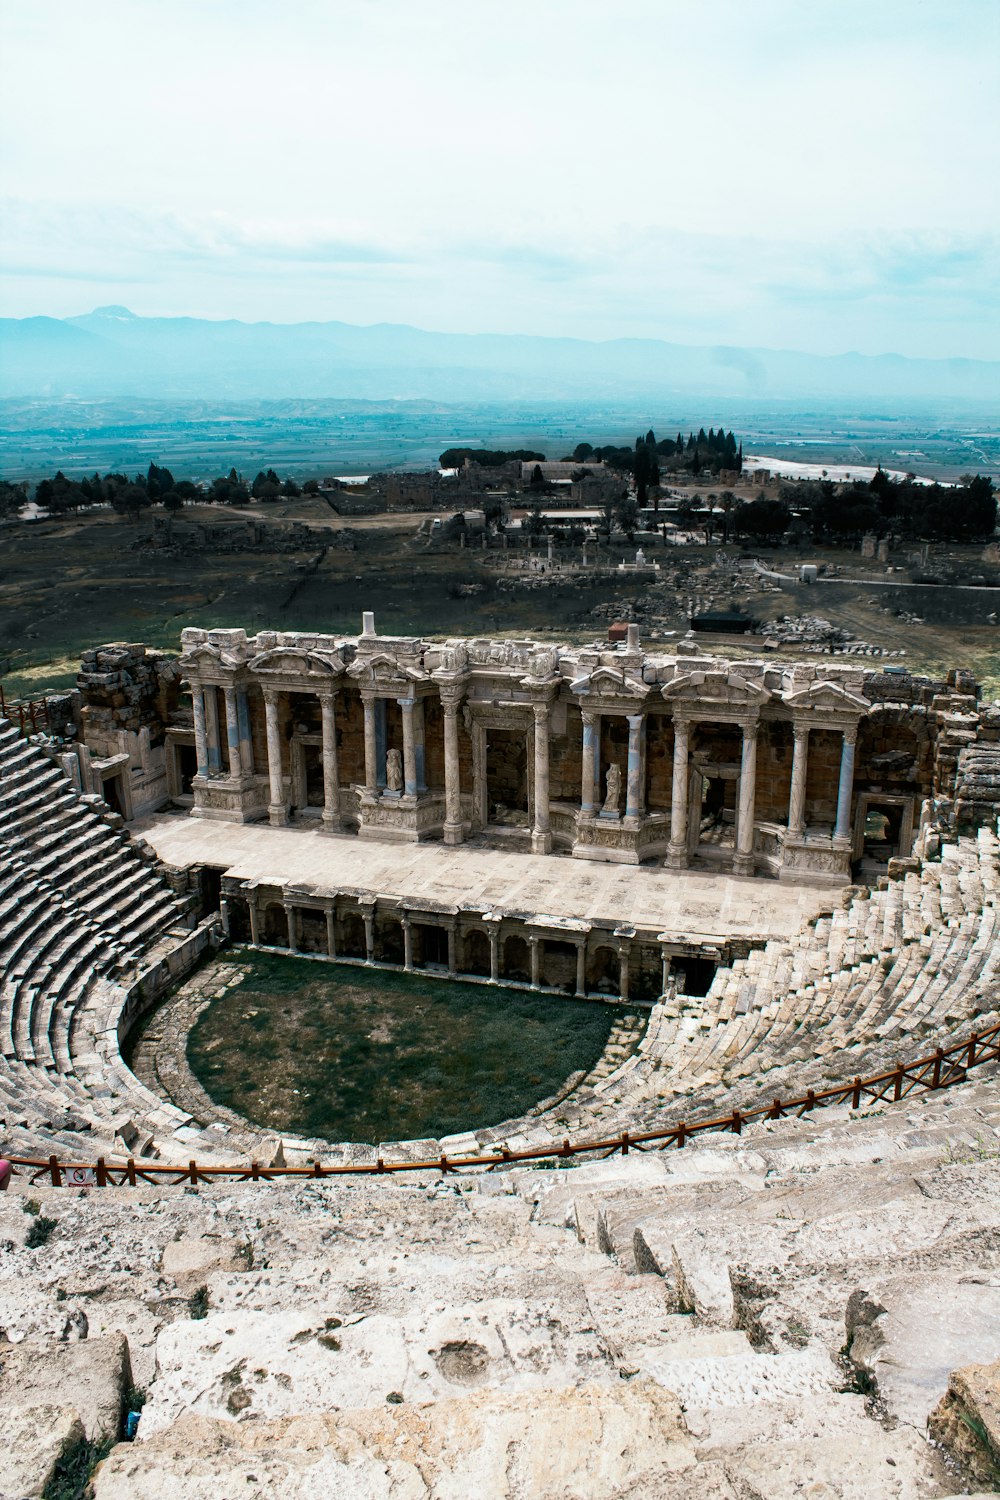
[186,950,617,1143]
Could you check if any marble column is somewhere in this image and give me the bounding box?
[532,701,552,854]
[402,915,413,971]
[488,924,500,982]
[284,904,298,952]
[325,906,337,958]
[580,711,598,816]
[237,690,253,778]
[835,724,858,839]
[223,686,242,780]
[666,718,691,868]
[625,713,644,822]
[618,943,630,1002]
[447,923,457,975]
[413,699,427,793]
[442,703,463,845]
[247,895,259,946]
[575,941,586,997]
[264,689,287,826]
[399,697,417,797]
[205,686,222,774]
[192,686,209,780]
[734,720,759,876]
[787,722,810,837]
[660,949,672,996]
[362,696,378,794]
[529,936,541,990]
[362,909,375,962]
[319,693,341,831]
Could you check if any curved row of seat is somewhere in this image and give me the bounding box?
[0,717,194,1158]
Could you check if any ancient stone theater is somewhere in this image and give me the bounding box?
[3,620,1000,1496]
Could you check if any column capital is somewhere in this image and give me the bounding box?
[397,695,416,709]
[842,721,859,747]
[741,718,760,744]
[317,687,339,708]
[793,720,811,744]
[626,711,645,729]
[262,684,280,706]
[532,699,550,724]
[580,707,599,729]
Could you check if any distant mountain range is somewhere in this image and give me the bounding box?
[1,306,998,406]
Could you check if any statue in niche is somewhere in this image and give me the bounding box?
[386,747,403,793]
[602,762,622,815]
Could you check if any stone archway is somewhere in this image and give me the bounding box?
[588,944,619,995]
[338,912,366,958]
[261,904,289,948]
[503,934,530,983]
[462,929,491,976]
[376,914,404,965]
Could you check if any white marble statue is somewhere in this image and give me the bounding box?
[602,762,622,814]
[386,747,403,793]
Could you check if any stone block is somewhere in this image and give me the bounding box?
[93,1381,696,1499]
[0,1333,129,1441]
[0,1403,84,1500]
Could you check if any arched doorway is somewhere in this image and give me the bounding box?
[503,934,530,983]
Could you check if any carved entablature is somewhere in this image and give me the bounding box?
[570,665,650,711]
[661,668,769,724]
[347,652,429,696]
[780,680,870,728]
[249,647,346,693]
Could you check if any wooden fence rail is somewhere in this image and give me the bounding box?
[6,1017,1000,1189]
[0,690,50,736]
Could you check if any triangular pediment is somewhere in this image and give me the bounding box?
[782,681,870,713]
[249,648,344,678]
[662,669,769,705]
[347,652,426,688]
[570,666,649,703]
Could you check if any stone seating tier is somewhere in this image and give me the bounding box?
[0,718,192,1149]
[2,1069,999,1497]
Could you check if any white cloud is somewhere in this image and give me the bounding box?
[1,0,998,356]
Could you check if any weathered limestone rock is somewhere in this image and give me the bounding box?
[160,1235,248,1290]
[96,1381,697,1499]
[928,1357,1000,1490]
[141,1298,616,1436]
[846,1278,1000,1431]
[0,1332,129,1440]
[0,1404,84,1500]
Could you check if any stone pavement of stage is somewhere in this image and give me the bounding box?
[138,814,837,945]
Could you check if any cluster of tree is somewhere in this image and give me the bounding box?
[8,463,320,522]
[569,427,742,491]
[438,448,545,469]
[0,479,28,518]
[781,471,997,545]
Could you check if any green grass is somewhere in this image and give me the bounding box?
[186,951,616,1143]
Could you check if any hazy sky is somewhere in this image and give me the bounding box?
[2,0,998,357]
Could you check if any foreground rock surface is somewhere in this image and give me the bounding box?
[929,1357,1000,1491]
[94,1383,696,1500]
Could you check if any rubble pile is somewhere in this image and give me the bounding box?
[761,616,905,658]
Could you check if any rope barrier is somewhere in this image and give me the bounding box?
[6,1017,999,1189]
